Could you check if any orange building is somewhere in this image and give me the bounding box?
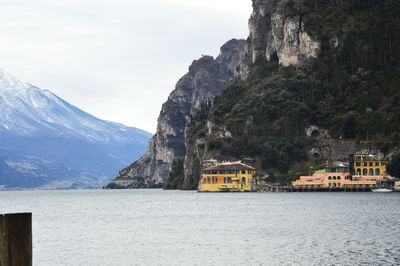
[293,154,392,190]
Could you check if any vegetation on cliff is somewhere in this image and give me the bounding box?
[183,0,400,185]
[387,153,400,179]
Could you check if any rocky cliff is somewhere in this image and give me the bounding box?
[249,0,320,66]
[104,39,250,189]
[178,0,323,190]
[105,0,324,189]
[177,0,400,189]
[106,0,399,190]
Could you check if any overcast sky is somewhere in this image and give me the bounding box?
[0,0,252,133]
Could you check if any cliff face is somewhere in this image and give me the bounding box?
[179,0,322,190]
[104,39,249,189]
[105,0,324,189]
[179,0,400,189]
[249,0,320,66]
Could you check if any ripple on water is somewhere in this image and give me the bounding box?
[0,190,399,265]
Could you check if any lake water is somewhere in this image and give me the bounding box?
[0,189,399,265]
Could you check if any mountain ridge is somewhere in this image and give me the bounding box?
[0,68,152,189]
[104,39,249,189]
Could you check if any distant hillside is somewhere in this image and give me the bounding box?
[0,68,152,189]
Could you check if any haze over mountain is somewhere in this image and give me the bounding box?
[0,68,152,189]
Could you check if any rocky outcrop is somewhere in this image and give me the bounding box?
[249,0,320,66]
[179,0,322,190]
[104,39,250,189]
[105,0,323,190]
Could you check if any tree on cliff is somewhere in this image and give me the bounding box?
[387,153,400,178]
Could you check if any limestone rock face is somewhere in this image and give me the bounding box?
[104,39,249,189]
[249,0,320,66]
[105,0,322,190]
[180,0,322,190]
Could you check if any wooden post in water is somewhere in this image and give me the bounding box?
[0,213,32,266]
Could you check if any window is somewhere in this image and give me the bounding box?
[369,162,373,166]
[375,169,380,175]
[356,169,361,175]
[211,171,217,174]
[219,171,225,174]
[333,176,336,180]
[363,162,367,166]
[248,170,252,174]
[224,177,226,184]
[241,170,246,174]
[215,177,218,183]
[242,177,246,184]
[356,162,361,166]
[203,178,206,184]
[337,176,341,180]
[227,177,232,184]
[363,169,368,175]
[369,169,374,175]
[375,162,380,166]
[207,177,211,183]
[381,163,386,166]
[328,176,332,180]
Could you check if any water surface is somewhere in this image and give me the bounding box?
[0,190,399,265]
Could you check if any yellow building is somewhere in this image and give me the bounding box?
[350,154,388,176]
[198,162,256,192]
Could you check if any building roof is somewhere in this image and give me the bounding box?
[353,154,387,161]
[203,162,255,171]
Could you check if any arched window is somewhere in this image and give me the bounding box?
[328,176,332,180]
[242,177,246,184]
[363,169,368,176]
[333,176,336,180]
[375,169,380,175]
[369,169,374,176]
[311,130,320,137]
[356,169,361,175]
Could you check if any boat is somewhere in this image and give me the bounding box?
[372,188,393,193]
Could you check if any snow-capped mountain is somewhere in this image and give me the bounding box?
[0,68,152,189]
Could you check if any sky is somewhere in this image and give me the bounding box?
[0,0,252,133]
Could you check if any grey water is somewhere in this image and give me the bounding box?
[0,190,399,265]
